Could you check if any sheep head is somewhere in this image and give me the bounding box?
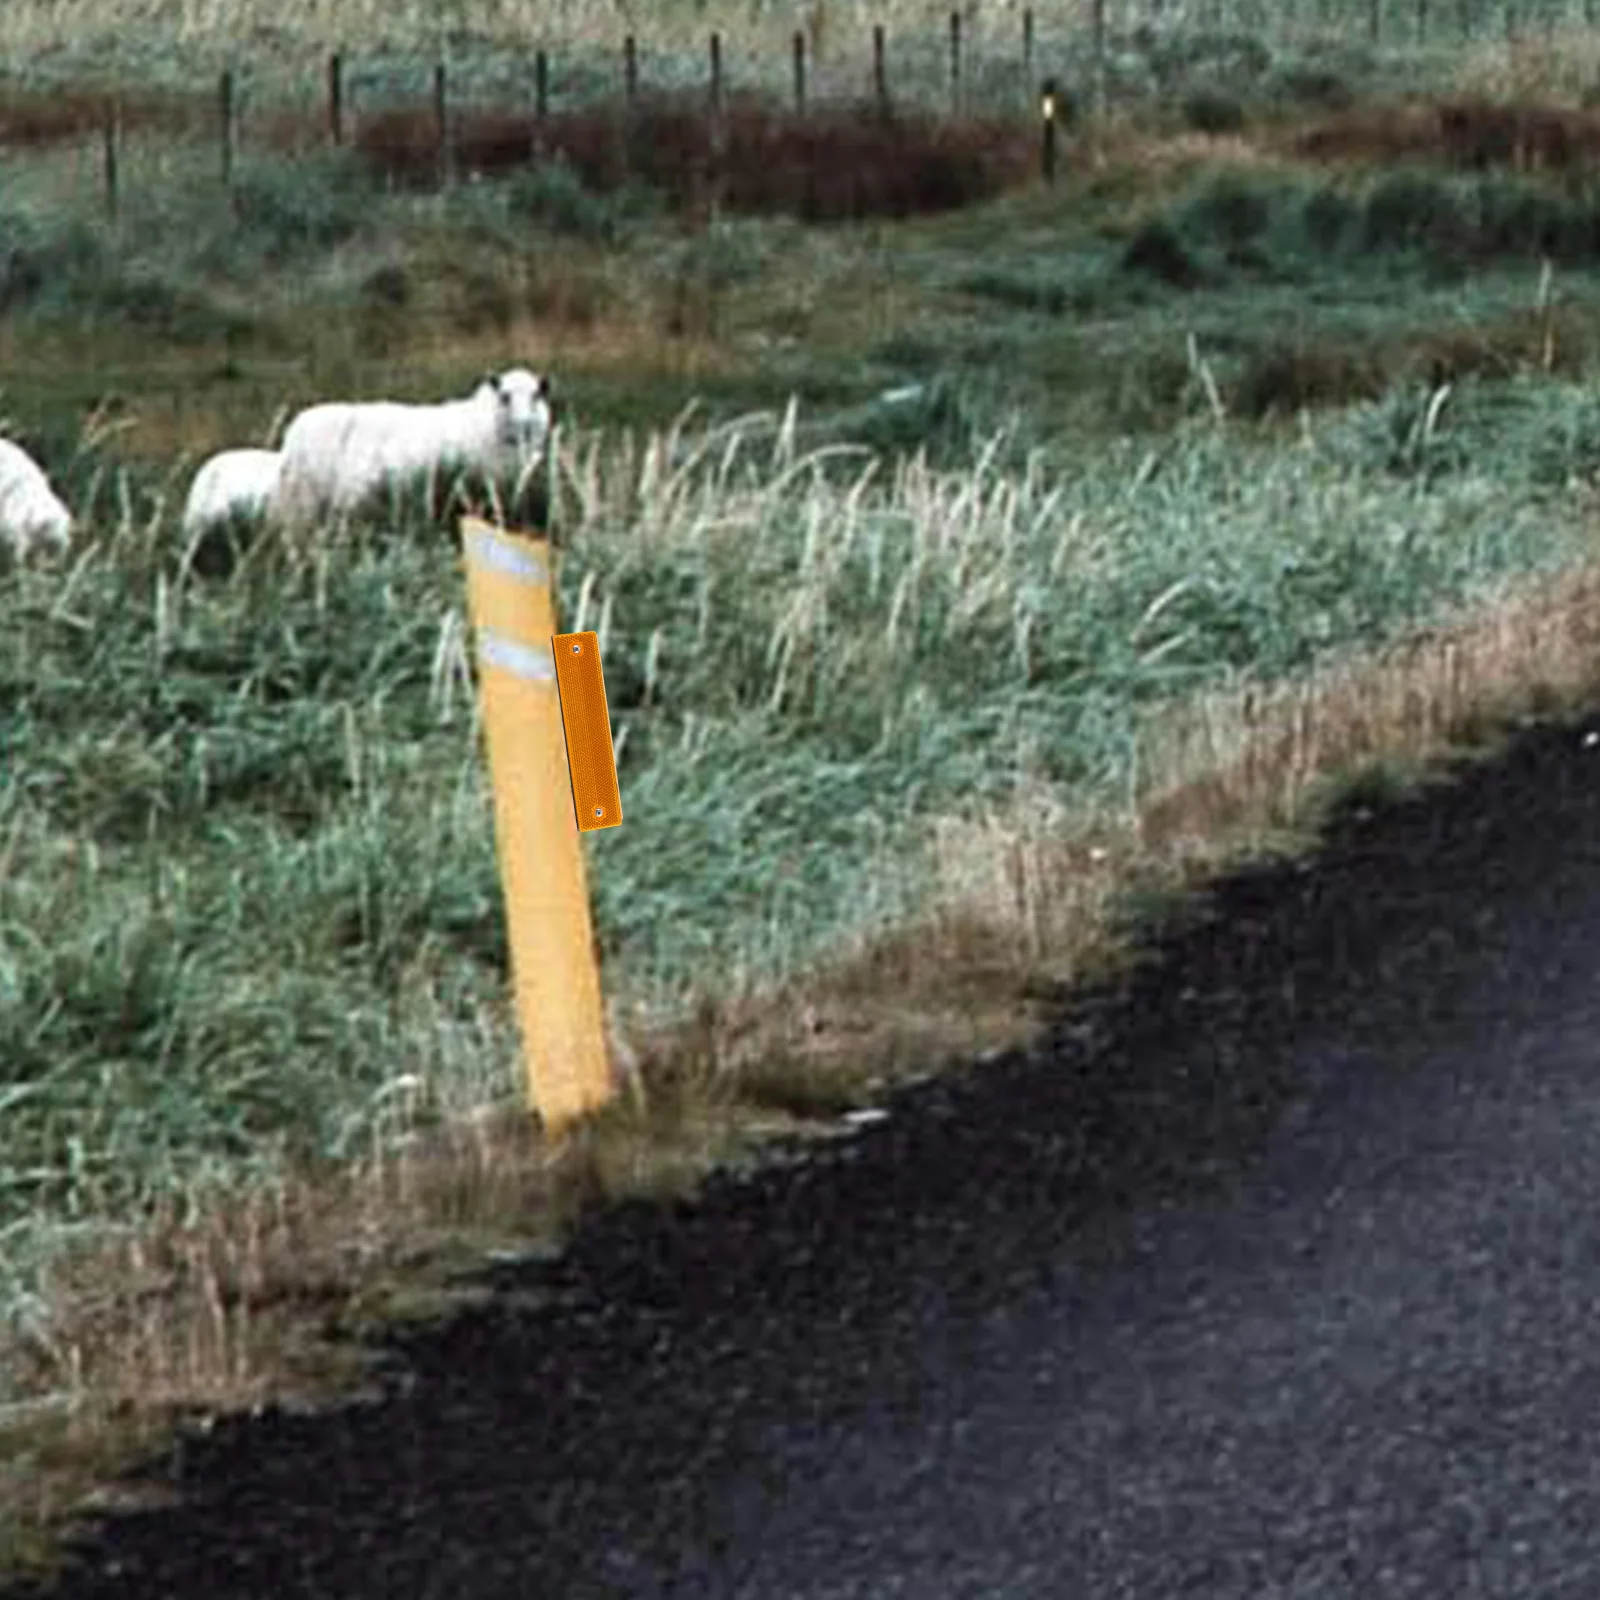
[483,367,553,455]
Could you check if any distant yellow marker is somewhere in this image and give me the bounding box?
[552,630,623,832]
[459,515,615,1133]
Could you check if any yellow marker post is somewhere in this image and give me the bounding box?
[459,515,615,1132]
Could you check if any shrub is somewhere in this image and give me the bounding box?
[1473,176,1570,261]
[1359,170,1470,256]
[1121,220,1205,288]
[1266,63,1354,110]
[354,98,1028,224]
[0,207,106,313]
[1179,171,1275,249]
[359,261,410,309]
[1232,343,1387,419]
[1301,185,1359,255]
[225,150,372,263]
[67,264,252,344]
[501,157,659,241]
[1182,88,1247,135]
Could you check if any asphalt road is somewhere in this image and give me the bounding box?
[12,707,1600,1599]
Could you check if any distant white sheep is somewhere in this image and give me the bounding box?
[180,447,282,547]
[269,367,553,534]
[0,437,72,563]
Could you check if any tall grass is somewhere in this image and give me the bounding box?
[11,19,1600,1567]
[6,371,1599,1398]
[553,381,1598,989]
[0,0,1589,135]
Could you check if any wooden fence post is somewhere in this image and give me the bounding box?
[535,48,549,119]
[103,101,119,221]
[792,29,807,113]
[434,61,450,186]
[949,8,962,116]
[1091,0,1106,117]
[708,31,726,220]
[873,23,888,118]
[620,35,640,188]
[219,67,235,188]
[328,51,344,145]
[1023,8,1034,109]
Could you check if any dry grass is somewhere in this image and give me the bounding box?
[1097,126,1296,181]
[0,84,202,145]
[1230,302,1600,419]
[343,96,1033,223]
[8,533,1600,1584]
[108,399,282,471]
[1449,25,1600,103]
[784,551,1600,1035]
[1282,93,1600,173]
[0,0,1043,64]
[1133,556,1600,855]
[1,0,1580,71]
[97,322,752,484]
[411,310,745,384]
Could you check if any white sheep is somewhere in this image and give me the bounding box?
[0,436,72,563]
[180,447,282,547]
[269,367,553,535]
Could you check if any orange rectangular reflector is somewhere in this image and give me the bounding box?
[552,630,623,831]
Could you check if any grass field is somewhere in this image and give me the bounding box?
[9,2,1600,1582]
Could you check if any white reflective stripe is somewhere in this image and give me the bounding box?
[464,525,547,586]
[476,627,555,681]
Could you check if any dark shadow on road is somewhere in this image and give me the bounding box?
[11,706,1600,1598]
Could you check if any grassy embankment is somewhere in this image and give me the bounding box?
[9,8,1600,1583]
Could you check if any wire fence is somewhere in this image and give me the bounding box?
[57,0,1600,218]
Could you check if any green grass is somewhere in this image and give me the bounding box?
[4,80,1600,445]
[5,4,1600,1579]
[8,29,1600,1495]
[6,357,1600,1376]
